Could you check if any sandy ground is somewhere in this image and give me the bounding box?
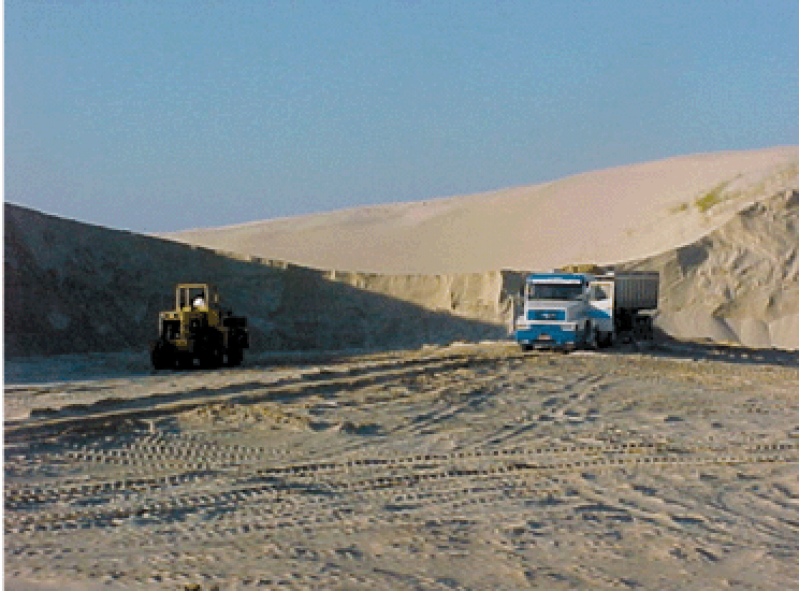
[5,341,799,589]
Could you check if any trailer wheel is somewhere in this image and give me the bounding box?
[633,315,654,341]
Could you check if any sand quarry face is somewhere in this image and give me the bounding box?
[4,147,799,589]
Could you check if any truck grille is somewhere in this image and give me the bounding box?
[527,309,566,321]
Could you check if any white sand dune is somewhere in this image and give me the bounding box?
[166,146,799,350]
[169,147,799,274]
[6,147,799,365]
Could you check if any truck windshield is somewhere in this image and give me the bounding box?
[528,283,584,301]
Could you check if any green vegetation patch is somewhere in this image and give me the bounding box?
[695,181,732,213]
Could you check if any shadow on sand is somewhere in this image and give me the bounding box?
[608,327,799,368]
[5,203,512,374]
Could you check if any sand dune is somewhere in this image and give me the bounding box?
[6,148,799,364]
[168,147,799,274]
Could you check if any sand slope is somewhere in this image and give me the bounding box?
[168,147,799,274]
[627,189,799,349]
[5,204,521,361]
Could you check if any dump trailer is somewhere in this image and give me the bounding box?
[515,270,659,350]
[588,272,660,347]
[151,283,249,369]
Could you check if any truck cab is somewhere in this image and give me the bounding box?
[515,273,596,350]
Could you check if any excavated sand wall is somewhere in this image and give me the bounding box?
[624,190,799,350]
[325,270,525,326]
[5,205,523,358]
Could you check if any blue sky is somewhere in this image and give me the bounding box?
[6,1,799,233]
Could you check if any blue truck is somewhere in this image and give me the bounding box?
[514,270,659,350]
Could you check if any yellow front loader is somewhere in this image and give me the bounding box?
[151,283,249,369]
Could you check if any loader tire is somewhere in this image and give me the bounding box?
[176,352,194,370]
[199,343,223,369]
[195,330,223,369]
[151,341,175,370]
[226,348,243,367]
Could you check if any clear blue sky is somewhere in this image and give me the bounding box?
[6,1,799,233]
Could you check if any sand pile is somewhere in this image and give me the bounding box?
[627,189,799,350]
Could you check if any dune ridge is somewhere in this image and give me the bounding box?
[168,147,799,274]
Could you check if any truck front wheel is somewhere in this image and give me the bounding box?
[583,323,598,350]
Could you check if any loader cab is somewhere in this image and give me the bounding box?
[173,283,223,339]
[177,284,219,311]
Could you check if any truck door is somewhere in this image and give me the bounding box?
[588,280,615,337]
